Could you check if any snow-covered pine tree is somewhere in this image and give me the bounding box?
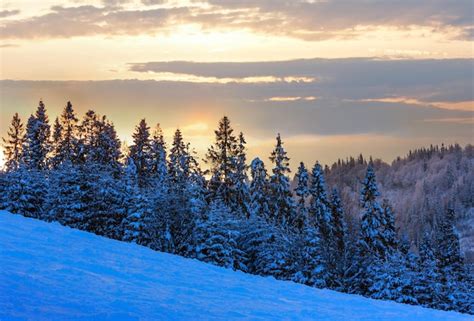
[330,187,348,290]
[294,162,310,231]
[2,165,46,219]
[206,116,239,206]
[248,222,295,279]
[2,113,24,171]
[293,226,327,288]
[435,207,472,313]
[368,245,418,305]
[308,162,334,286]
[93,116,121,172]
[415,232,441,308]
[229,132,250,217]
[351,164,386,294]
[381,199,398,255]
[22,101,51,170]
[51,101,79,167]
[47,162,87,228]
[268,133,294,227]
[149,123,168,183]
[194,199,246,271]
[168,129,189,187]
[249,157,270,221]
[121,158,157,247]
[129,119,152,187]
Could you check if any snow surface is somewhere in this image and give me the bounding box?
[0,211,471,321]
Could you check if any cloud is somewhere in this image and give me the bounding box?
[0,1,472,40]
[129,58,474,103]
[0,10,20,18]
[0,5,189,39]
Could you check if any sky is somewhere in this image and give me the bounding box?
[0,0,473,170]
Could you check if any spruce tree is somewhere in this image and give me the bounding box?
[351,164,386,294]
[268,133,294,226]
[149,123,167,182]
[249,157,270,220]
[2,113,24,171]
[3,165,46,219]
[194,199,246,271]
[294,162,310,230]
[229,132,250,217]
[22,101,51,170]
[435,207,472,313]
[129,119,152,186]
[330,188,348,290]
[168,129,189,187]
[415,232,441,308]
[293,226,327,288]
[381,199,398,255]
[206,116,238,205]
[53,101,79,166]
[359,164,385,259]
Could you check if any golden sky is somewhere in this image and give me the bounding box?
[0,0,473,169]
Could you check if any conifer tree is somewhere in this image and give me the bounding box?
[3,165,46,219]
[47,162,87,228]
[330,188,348,289]
[149,123,167,182]
[22,101,51,170]
[206,116,238,205]
[93,116,121,171]
[129,119,152,186]
[121,158,155,246]
[350,164,386,294]
[54,101,79,165]
[293,226,327,288]
[2,113,24,171]
[195,199,246,271]
[359,164,385,259]
[294,162,310,230]
[268,133,294,226]
[249,157,270,220]
[435,208,472,313]
[415,232,441,308]
[381,199,398,255]
[229,132,250,217]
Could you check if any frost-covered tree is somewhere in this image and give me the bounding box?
[2,113,24,171]
[358,164,385,259]
[206,116,238,205]
[129,119,152,186]
[194,199,246,271]
[2,165,46,219]
[415,232,441,308]
[330,188,348,289]
[268,133,294,227]
[168,129,189,187]
[47,162,87,228]
[22,101,51,170]
[435,208,472,313]
[293,226,327,288]
[51,101,79,166]
[249,157,270,220]
[381,199,398,255]
[149,123,167,182]
[294,162,310,230]
[229,132,250,217]
[121,158,157,246]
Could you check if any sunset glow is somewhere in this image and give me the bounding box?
[1,0,473,168]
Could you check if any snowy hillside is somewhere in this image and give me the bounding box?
[0,211,471,321]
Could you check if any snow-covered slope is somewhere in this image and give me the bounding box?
[0,211,471,321]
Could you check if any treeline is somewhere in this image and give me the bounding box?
[1,101,472,314]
